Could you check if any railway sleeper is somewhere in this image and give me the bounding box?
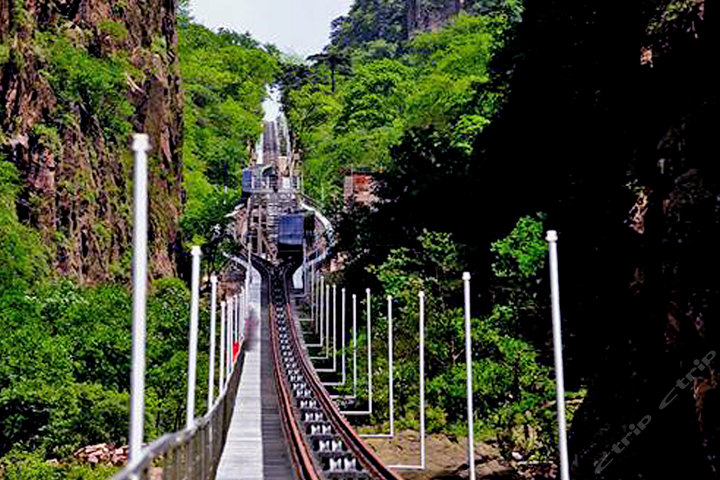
[303,411,325,422]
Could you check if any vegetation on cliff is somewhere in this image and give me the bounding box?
[179,13,278,266]
[0,2,276,477]
[0,0,184,282]
[286,0,718,476]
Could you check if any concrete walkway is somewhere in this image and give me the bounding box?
[215,263,294,480]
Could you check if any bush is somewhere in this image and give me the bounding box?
[0,163,49,289]
[0,450,118,480]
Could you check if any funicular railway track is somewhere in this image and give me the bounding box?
[265,264,402,480]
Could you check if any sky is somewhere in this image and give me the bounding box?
[189,0,354,58]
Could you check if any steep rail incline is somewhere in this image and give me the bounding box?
[268,267,403,480]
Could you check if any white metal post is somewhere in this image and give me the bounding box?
[547,231,570,480]
[234,294,240,348]
[342,288,373,416]
[320,276,324,337]
[208,275,218,410]
[239,290,245,338]
[388,295,394,437]
[239,291,243,336]
[302,241,306,295]
[353,294,358,397]
[324,287,348,385]
[389,291,426,470]
[368,288,372,414]
[244,251,250,335]
[360,294,394,438]
[309,275,325,350]
[129,134,150,465]
[326,284,331,355]
[311,261,315,323]
[333,285,338,370]
[186,246,202,429]
[419,291,426,469]
[227,297,233,376]
[219,300,226,390]
[318,284,339,373]
[342,288,346,383]
[463,273,476,480]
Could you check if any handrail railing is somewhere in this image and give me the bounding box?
[109,347,245,480]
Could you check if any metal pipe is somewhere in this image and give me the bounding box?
[360,295,393,438]
[227,297,233,377]
[326,284,330,355]
[129,133,150,465]
[186,246,202,429]
[420,291,426,469]
[240,290,245,338]
[353,294,358,397]
[389,291,426,470]
[318,284,339,373]
[463,272,476,480]
[308,275,325,350]
[323,287,347,384]
[388,295,394,437]
[342,288,373,416]
[235,294,240,351]
[208,274,218,411]
[368,288,373,414]
[219,300,226,390]
[342,288,346,384]
[334,285,338,371]
[547,230,571,480]
[319,276,324,336]
[311,261,315,324]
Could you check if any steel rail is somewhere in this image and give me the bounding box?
[268,266,402,480]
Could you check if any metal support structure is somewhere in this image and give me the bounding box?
[319,276,324,336]
[208,275,218,410]
[326,284,330,355]
[244,244,251,335]
[309,261,313,323]
[463,272,476,480]
[353,294,358,396]
[389,291,426,470]
[226,297,233,377]
[239,290,245,338]
[186,246,202,429]
[360,295,394,438]
[234,293,240,349]
[317,284,338,373]
[547,231,571,480]
[129,134,150,467]
[324,287,347,385]
[308,275,325,350]
[219,300,226,390]
[342,289,373,415]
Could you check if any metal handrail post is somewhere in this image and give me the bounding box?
[186,246,202,429]
[129,134,150,468]
[208,275,218,410]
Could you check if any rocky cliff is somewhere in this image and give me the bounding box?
[408,0,463,34]
[0,0,183,282]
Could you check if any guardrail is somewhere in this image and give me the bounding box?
[109,350,244,480]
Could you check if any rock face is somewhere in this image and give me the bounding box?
[0,0,183,282]
[408,0,463,35]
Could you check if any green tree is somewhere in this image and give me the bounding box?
[307,48,351,93]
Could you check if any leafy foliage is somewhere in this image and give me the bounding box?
[0,163,49,289]
[362,226,558,461]
[179,22,278,253]
[281,13,510,210]
[38,35,134,142]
